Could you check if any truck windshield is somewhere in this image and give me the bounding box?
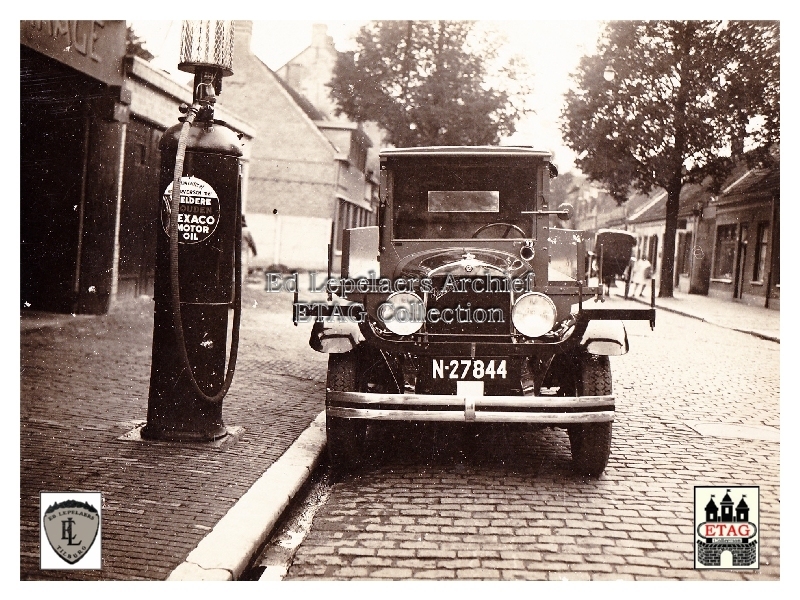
[392,162,536,239]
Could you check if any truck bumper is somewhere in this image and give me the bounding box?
[326,391,614,424]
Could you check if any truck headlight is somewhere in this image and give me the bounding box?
[512,292,557,338]
[377,292,425,335]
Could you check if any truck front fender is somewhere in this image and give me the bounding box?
[309,320,365,353]
[580,320,629,356]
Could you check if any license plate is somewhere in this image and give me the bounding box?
[431,359,507,380]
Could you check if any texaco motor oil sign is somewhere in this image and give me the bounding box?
[161,176,221,244]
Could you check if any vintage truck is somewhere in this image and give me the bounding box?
[305,146,655,477]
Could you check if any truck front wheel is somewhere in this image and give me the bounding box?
[326,351,366,470]
[568,354,613,477]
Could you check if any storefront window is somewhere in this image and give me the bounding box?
[713,224,737,280]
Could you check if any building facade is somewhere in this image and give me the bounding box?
[219,21,379,273]
[570,157,779,310]
[276,24,340,120]
[704,167,780,309]
[21,20,254,314]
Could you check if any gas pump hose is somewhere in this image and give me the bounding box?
[167,103,242,405]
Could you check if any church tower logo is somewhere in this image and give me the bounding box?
[694,486,759,569]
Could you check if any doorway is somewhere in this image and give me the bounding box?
[734,224,749,299]
[118,118,163,299]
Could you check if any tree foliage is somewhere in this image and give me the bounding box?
[328,20,532,147]
[560,20,779,297]
[126,25,155,61]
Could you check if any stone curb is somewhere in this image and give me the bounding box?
[624,295,779,344]
[167,410,327,581]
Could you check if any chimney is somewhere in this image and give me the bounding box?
[234,20,253,56]
[312,23,329,47]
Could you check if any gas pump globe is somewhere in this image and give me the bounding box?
[142,21,243,442]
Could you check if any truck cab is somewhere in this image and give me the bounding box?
[308,146,655,477]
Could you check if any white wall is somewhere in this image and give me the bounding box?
[246,213,332,272]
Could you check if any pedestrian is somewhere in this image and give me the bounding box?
[623,253,636,299]
[631,257,653,297]
[241,214,257,282]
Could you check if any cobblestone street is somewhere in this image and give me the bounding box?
[20,282,327,580]
[286,304,780,581]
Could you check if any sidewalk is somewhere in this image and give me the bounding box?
[606,282,780,343]
[20,282,329,581]
[20,276,780,580]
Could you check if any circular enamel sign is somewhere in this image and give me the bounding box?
[161,176,221,244]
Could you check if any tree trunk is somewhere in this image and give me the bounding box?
[658,23,693,299]
[659,179,681,298]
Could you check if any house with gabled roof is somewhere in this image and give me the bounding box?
[623,158,779,309]
[570,152,779,310]
[276,23,384,178]
[217,21,379,272]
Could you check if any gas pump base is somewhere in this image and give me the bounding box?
[144,303,235,442]
[140,424,229,443]
[125,421,244,448]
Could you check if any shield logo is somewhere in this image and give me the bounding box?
[42,499,100,565]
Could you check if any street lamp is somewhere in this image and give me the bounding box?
[603,66,616,82]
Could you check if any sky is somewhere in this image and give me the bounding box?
[128,18,604,173]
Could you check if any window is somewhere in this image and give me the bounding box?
[136,142,147,166]
[336,199,374,251]
[753,222,769,282]
[335,200,347,251]
[393,163,536,239]
[713,224,737,280]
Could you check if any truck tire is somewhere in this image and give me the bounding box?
[326,351,366,471]
[568,354,613,477]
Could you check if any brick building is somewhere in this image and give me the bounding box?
[276,23,340,120]
[220,21,379,272]
[276,23,384,175]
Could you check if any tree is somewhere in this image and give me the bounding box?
[560,20,779,297]
[126,25,155,61]
[328,20,532,147]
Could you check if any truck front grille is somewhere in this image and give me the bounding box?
[424,283,511,336]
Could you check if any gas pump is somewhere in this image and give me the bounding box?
[142,21,243,442]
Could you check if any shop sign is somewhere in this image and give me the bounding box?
[21,20,126,87]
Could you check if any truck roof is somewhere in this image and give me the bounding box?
[379,146,553,159]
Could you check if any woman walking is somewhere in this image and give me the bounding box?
[631,257,653,297]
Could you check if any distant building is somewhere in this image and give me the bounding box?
[276,23,384,175]
[570,154,779,310]
[219,21,379,273]
[276,24,340,120]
